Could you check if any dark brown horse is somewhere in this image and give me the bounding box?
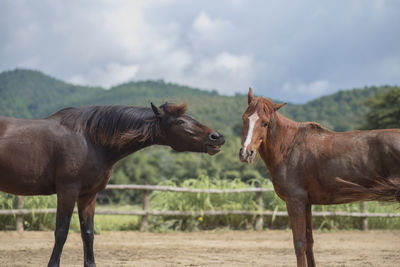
[0,102,224,267]
[239,88,400,267]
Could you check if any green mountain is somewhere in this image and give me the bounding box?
[284,86,390,131]
[0,69,102,118]
[0,69,389,133]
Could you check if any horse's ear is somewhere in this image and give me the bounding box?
[274,102,287,111]
[248,87,254,104]
[151,102,164,117]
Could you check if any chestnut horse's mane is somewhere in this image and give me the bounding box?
[299,121,330,132]
[255,97,331,133]
[48,103,187,148]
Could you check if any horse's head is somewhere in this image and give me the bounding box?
[151,102,225,155]
[239,88,286,163]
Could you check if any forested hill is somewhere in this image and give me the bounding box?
[0,68,391,134]
[0,69,102,118]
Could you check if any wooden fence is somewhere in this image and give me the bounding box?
[1,184,400,232]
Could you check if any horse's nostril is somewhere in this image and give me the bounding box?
[209,132,220,140]
[250,150,254,156]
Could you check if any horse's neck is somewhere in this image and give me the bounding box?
[259,112,298,172]
[106,139,155,164]
[102,121,160,165]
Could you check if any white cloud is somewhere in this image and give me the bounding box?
[0,0,399,102]
[282,80,330,101]
[192,11,234,42]
[189,52,254,94]
[69,63,139,88]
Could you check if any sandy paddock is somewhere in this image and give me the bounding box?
[0,230,399,266]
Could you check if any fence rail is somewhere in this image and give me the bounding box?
[2,208,400,218]
[1,184,399,231]
[106,184,275,193]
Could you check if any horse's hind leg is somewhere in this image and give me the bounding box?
[77,193,97,267]
[48,190,79,267]
[305,204,316,267]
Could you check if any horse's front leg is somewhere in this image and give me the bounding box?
[286,199,308,267]
[78,193,97,267]
[305,203,315,267]
[48,190,78,267]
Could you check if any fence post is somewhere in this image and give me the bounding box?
[16,196,24,232]
[361,201,368,231]
[140,190,149,231]
[255,185,263,231]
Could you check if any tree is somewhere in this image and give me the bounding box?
[363,87,400,129]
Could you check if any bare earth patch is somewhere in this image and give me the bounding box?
[0,230,398,266]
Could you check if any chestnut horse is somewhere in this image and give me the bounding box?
[0,102,224,267]
[239,88,400,267]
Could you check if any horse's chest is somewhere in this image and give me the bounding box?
[269,175,294,202]
[269,162,311,201]
[80,168,113,195]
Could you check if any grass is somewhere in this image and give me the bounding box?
[94,205,141,232]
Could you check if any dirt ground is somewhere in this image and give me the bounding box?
[0,230,398,267]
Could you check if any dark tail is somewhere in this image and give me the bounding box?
[336,177,400,202]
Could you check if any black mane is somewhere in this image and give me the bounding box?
[49,105,159,147]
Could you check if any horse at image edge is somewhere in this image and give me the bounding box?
[0,102,225,267]
[240,87,400,267]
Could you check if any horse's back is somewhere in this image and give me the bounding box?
[0,116,88,195]
[325,129,400,177]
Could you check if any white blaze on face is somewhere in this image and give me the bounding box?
[243,112,259,152]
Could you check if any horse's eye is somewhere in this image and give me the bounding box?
[177,119,185,125]
[263,122,268,127]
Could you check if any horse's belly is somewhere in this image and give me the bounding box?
[0,161,56,195]
[309,190,371,205]
[0,179,56,195]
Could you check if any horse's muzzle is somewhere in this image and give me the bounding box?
[239,148,256,163]
[205,131,225,155]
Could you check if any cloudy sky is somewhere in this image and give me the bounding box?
[0,0,399,103]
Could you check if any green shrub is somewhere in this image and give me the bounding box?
[149,176,275,231]
[0,193,58,230]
